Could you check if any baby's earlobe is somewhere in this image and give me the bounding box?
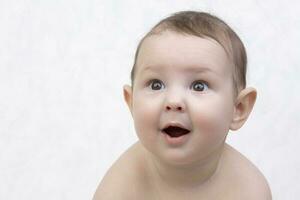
[230,87,257,131]
[123,84,133,115]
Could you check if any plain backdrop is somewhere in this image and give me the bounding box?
[0,0,299,199]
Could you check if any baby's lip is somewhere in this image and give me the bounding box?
[161,122,191,132]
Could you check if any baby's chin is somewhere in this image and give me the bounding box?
[156,142,225,167]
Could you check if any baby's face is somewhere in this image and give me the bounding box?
[126,31,237,165]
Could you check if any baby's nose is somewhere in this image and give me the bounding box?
[166,104,184,111]
[164,97,185,112]
[164,87,186,112]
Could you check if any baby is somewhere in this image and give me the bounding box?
[93,11,272,200]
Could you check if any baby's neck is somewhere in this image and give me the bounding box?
[145,145,225,192]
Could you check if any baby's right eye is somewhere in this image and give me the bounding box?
[149,79,164,90]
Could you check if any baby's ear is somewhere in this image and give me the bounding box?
[230,87,257,131]
[123,84,133,116]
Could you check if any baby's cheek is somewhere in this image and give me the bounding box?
[132,97,159,140]
[193,103,231,141]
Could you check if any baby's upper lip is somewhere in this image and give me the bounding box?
[161,121,191,131]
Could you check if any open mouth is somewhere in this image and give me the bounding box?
[162,126,190,138]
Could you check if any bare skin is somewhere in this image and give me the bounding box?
[93,31,272,199]
[93,141,272,200]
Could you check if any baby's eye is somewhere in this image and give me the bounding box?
[191,80,208,91]
[149,79,164,90]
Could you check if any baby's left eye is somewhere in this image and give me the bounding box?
[191,80,208,91]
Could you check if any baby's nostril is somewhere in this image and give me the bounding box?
[166,105,183,111]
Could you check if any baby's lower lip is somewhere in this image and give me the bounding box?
[161,131,190,146]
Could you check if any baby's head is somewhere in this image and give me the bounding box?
[123,11,257,165]
[131,11,247,96]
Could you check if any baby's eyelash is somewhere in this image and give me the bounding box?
[145,79,210,91]
[193,80,209,87]
[190,80,209,91]
[146,79,158,86]
[147,79,165,90]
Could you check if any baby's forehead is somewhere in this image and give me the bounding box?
[136,32,234,76]
[142,31,232,57]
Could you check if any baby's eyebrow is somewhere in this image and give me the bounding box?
[183,66,216,74]
[142,65,217,74]
[142,65,161,72]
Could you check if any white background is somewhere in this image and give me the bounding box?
[0,0,299,199]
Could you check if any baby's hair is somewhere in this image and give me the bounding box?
[130,11,247,95]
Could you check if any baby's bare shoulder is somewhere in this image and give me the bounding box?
[221,144,272,200]
[93,142,150,200]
